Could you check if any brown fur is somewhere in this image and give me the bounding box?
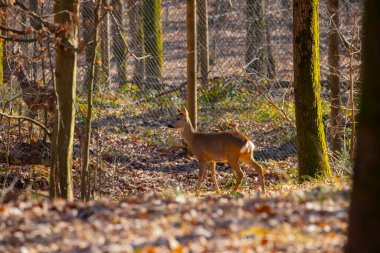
[169,106,266,195]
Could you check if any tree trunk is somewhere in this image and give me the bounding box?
[82,2,100,202]
[266,16,276,79]
[54,0,79,201]
[328,0,342,156]
[197,0,209,86]
[0,38,3,85]
[101,0,111,87]
[346,1,380,252]
[293,0,331,179]
[128,0,145,84]
[246,0,265,77]
[187,0,197,130]
[1,12,10,85]
[142,0,163,84]
[111,0,128,86]
[49,113,59,198]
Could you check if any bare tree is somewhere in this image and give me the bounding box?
[246,0,265,77]
[197,0,209,85]
[328,0,342,155]
[142,0,163,84]
[82,1,100,202]
[111,0,128,86]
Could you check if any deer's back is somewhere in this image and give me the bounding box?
[191,131,252,162]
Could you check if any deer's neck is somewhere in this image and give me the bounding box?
[182,119,196,146]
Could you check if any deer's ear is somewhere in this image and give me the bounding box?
[180,106,188,114]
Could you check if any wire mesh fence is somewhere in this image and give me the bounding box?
[0,0,362,164]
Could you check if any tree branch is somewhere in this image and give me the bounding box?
[0,112,51,136]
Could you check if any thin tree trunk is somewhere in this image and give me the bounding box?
[246,0,265,77]
[1,13,10,85]
[266,16,276,79]
[0,38,3,85]
[346,1,380,252]
[293,0,331,179]
[54,0,79,201]
[48,44,59,198]
[197,0,209,86]
[142,0,163,85]
[101,0,111,87]
[128,0,145,84]
[81,2,100,202]
[328,0,342,156]
[187,0,197,130]
[49,113,59,198]
[349,33,355,164]
[111,0,128,86]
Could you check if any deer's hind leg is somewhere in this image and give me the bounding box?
[242,155,266,194]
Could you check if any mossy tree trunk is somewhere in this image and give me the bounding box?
[142,0,163,84]
[128,0,145,84]
[346,1,380,252]
[328,0,342,155]
[111,0,128,86]
[53,0,79,201]
[246,0,265,77]
[197,0,209,86]
[293,0,331,179]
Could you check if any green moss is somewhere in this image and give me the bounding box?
[293,0,331,179]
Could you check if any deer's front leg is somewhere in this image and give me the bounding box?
[210,162,222,195]
[195,161,207,196]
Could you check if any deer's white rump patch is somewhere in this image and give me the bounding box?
[240,141,255,154]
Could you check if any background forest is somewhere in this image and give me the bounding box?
[0,0,379,252]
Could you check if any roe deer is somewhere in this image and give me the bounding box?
[168,106,266,196]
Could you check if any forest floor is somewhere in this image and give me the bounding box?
[0,89,352,252]
[0,186,350,252]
